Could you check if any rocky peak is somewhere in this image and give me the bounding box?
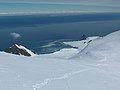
[4,44,35,56]
[80,34,87,40]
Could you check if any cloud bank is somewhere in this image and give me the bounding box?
[0,0,120,6]
[10,32,21,39]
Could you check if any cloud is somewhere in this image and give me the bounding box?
[10,32,21,39]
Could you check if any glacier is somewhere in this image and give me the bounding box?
[0,30,120,90]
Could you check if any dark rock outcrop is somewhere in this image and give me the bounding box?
[4,44,31,56]
[80,34,87,40]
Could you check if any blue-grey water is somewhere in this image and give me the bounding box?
[0,13,120,54]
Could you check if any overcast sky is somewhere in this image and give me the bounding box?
[0,0,120,6]
[0,0,120,14]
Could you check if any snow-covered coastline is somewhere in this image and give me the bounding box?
[0,30,120,90]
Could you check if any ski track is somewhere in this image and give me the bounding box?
[32,68,93,90]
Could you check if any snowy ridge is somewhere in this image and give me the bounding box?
[43,48,79,59]
[15,44,36,56]
[64,36,100,51]
[74,30,120,61]
[1,30,120,90]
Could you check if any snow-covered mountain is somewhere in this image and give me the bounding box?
[74,30,120,61]
[4,44,35,56]
[0,30,120,90]
[64,36,100,51]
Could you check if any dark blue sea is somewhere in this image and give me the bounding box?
[0,13,120,54]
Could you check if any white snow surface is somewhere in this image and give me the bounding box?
[74,30,120,61]
[64,36,100,50]
[1,30,120,90]
[40,48,79,59]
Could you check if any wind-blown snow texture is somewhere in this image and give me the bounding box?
[0,30,120,90]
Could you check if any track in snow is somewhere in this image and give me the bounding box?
[32,68,92,90]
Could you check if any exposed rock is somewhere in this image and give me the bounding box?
[80,34,87,40]
[4,44,33,56]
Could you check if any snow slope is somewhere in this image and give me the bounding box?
[74,30,120,61]
[64,36,100,51]
[1,30,120,90]
[40,48,79,59]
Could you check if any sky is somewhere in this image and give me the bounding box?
[0,0,120,15]
[0,0,120,6]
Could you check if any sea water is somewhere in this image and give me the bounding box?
[0,13,120,54]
